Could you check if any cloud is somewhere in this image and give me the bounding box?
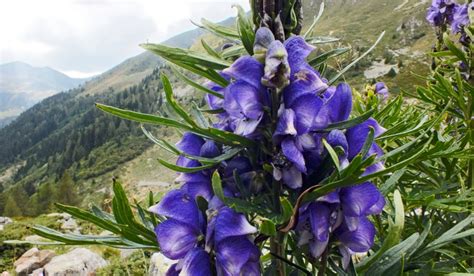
[0,0,249,78]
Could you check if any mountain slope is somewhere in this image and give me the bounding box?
[0,62,87,122]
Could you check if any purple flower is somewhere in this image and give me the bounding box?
[262,40,290,89]
[175,133,220,201]
[221,56,269,137]
[426,0,456,27]
[374,82,389,100]
[149,189,260,275]
[253,27,275,62]
[451,4,470,33]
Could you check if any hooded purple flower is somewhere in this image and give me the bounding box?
[149,189,260,275]
[374,82,389,100]
[426,0,456,26]
[451,3,470,33]
[175,133,221,201]
[220,56,269,137]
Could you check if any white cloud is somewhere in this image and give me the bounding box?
[0,0,249,76]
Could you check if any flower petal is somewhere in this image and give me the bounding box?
[262,40,290,89]
[325,83,353,123]
[148,189,200,229]
[282,165,303,189]
[337,217,376,253]
[283,69,327,107]
[282,138,306,172]
[180,248,211,276]
[215,207,257,244]
[155,219,200,260]
[181,180,213,201]
[200,140,220,158]
[176,132,205,156]
[345,118,386,160]
[274,109,297,137]
[224,81,263,120]
[309,203,331,242]
[216,237,260,276]
[340,182,382,217]
[284,36,315,76]
[291,94,327,133]
[223,56,264,89]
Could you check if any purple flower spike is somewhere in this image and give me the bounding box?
[426,0,456,26]
[262,40,290,89]
[336,217,376,253]
[345,118,386,160]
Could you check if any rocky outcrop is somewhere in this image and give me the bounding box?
[43,248,107,275]
[0,216,12,231]
[46,213,81,234]
[148,253,174,276]
[14,248,55,276]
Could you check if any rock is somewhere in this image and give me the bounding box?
[24,235,46,243]
[148,253,175,276]
[60,218,78,231]
[14,248,55,276]
[43,248,107,275]
[1,271,10,276]
[46,213,72,220]
[0,217,13,231]
[119,249,137,259]
[30,268,44,276]
[0,217,13,224]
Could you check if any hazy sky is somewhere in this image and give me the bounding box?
[0,0,250,78]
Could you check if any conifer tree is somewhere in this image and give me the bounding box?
[3,196,22,217]
[57,172,79,206]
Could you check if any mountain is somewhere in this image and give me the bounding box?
[0,0,433,216]
[0,62,88,125]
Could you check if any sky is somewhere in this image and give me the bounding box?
[0,0,250,78]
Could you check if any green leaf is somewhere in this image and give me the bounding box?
[197,18,240,40]
[96,103,192,130]
[360,127,375,158]
[322,138,341,171]
[201,39,222,59]
[420,215,474,256]
[260,219,277,237]
[322,109,375,131]
[357,190,405,272]
[141,43,231,70]
[305,36,340,44]
[97,103,255,147]
[303,2,325,38]
[212,170,225,202]
[158,158,215,173]
[170,66,224,98]
[55,203,121,234]
[234,4,255,55]
[365,233,420,275]
[328,31,385,85]
[161,74,198,127]
[443,32,468,64]
[308,47,350,68]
